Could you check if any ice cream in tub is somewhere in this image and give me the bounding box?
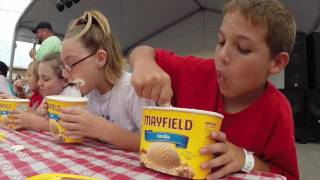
[46,95,88,143]
[0,99,29,129]
[140,106,223,179]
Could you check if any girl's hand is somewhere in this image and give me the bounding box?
[200,131,245,180]
[8,110,47,131]
[0,93,12,99]
[60,107,108,139]
[13,79,28,98]
[35,100,48,118]
[13,79,24,92]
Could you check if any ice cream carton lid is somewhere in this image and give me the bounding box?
[46,95,88,102]
[26,173,100,180]
[0,98,30,102]
[142,106,224,118]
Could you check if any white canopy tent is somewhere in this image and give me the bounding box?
[9,0,320,81]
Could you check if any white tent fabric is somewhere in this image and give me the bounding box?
[9,0,320,80]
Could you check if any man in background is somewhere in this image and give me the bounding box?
[29,21,61,61]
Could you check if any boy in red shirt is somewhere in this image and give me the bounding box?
[129,0,299,179]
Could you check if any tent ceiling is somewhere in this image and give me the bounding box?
[15,0,320,55]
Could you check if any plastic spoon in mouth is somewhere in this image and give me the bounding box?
[156,102,172,107]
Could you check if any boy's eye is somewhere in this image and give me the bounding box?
[237,45,251,54]
[217,40,225,47]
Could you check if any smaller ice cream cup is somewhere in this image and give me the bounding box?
[0,99,29,129]
[140,106,223,179]
[46,95,88,143]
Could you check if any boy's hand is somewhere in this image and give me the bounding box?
[200,131,245,180]
[60,107,107,139]
[131,64,173,105]
[129,46,173,105]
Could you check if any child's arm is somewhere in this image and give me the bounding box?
[8,110,49,131]
[200,131,270,180]
[60,107,140,151]
[0,93,15,99]
[95,120,140,151]
[129,46,172,105]
[13,79,27,98]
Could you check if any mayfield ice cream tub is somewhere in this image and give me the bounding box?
[46,95,88,143]
[0,99,29,129]
[140,107,223,179]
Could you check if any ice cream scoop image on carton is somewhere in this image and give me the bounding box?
[0,99,29,129]
[140,107,223,179]
[46,95,88,143]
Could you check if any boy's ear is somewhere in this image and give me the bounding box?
[269,52,289,75]
[95,49,108,67]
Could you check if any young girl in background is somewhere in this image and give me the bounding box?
[9,52,81,131]
[37,52,82,98]
[60,10,154,151]
[14,61,43,111]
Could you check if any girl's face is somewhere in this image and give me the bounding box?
[61,37,102,95]
[38,62,67,96]
[26,67,38,91]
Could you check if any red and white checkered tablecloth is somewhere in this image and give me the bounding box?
[0,127,286,180]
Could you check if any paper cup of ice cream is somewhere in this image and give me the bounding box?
[0,99,30,129]
[46,95,88,143]
[140,107,223,179]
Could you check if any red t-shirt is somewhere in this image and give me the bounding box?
[155,49,299,180]
[29,90,43,110]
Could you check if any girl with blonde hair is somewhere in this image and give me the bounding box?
[60,10,154,151]
[9,52,81,131]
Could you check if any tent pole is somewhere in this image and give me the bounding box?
[206,8,222,14]
[309,9,320,33]
[193,0,203,9]
[8,0,35,82]
[9,24,18,82]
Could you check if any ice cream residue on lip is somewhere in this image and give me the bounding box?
[216,70,227,84]
[70,78,85,88]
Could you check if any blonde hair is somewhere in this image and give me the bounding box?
[27,60,40,82]
[41,52,64,79]
[65,10,126,85]
[224,0,296,57]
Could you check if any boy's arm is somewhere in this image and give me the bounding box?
[129,46,172,105]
